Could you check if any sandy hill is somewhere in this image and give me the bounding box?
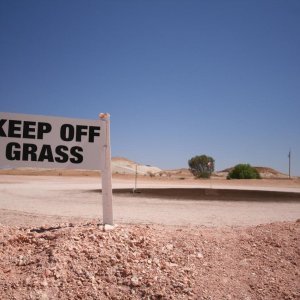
[0,157,290,179]
[112,157,162,176]
[156,168,194,179]
[218,166,289,179]
[158,166,289,180]
[0,157,162,177]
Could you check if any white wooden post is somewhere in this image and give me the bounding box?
[99,113,113,225]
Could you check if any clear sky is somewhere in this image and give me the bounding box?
[0,0,299,174]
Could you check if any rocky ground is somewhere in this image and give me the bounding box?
[0,221,299,300]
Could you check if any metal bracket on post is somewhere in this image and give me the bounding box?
[99,113,114,227]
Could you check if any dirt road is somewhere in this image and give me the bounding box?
[0,175,299,227]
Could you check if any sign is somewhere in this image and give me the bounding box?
[0,112,104,170]
[0,112,114,226]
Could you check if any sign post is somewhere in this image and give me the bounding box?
[99,113,113,225]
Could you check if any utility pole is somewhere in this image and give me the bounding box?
[288,149,291,179]
[134,164,138,192]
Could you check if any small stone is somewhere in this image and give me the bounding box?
[3,268,11,273]
[41,279,48,287]
[90,276,96,284]
[40,293,49,300]
[44,269,52,277]
[24,277,31,286]
[103,224,116,232]
[167,262,178,267]
[166,244,173,251]
[239,259,249,267]
[131,276,139,287]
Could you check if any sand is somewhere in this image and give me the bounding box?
[1,174,300,299]
[0,174,299,227]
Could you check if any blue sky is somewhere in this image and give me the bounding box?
[0,0,299,174]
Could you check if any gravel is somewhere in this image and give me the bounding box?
[0,221,299,300]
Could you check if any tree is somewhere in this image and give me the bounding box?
[227,164,261,179]
[188,155,215,178]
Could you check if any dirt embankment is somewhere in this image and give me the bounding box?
[0,221,299,300]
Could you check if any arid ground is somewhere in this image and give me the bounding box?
[0,174,299,227]
[0,173,300,299]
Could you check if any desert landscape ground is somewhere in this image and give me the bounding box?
[0,160,300,299]
[0,174,300,228]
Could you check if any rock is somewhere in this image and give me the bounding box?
[41,279,48,287]
[0,220,298,300]
[3,268,11,273]
[167,262,178,267]
[131,276,139,287]
[44,269,52,277]
[24,277,31,286]
[39,292,49,300]
[166,244,174,251]
[239,259,249,267]
[103,224,116,232]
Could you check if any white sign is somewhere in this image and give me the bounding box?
[0,112,104,170]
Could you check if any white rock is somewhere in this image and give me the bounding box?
[166,244,174,251]
[131,276,139,286]
[103,224,117,231]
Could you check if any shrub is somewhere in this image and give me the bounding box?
[188,155,215,178]
[227,164,261,179]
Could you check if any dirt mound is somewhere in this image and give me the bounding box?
[0,221,299,299]
[255,166,288,178]
[220,166,288,179]
[0,157,162,177]
[157,168,194,179]
[111,157,162,176]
